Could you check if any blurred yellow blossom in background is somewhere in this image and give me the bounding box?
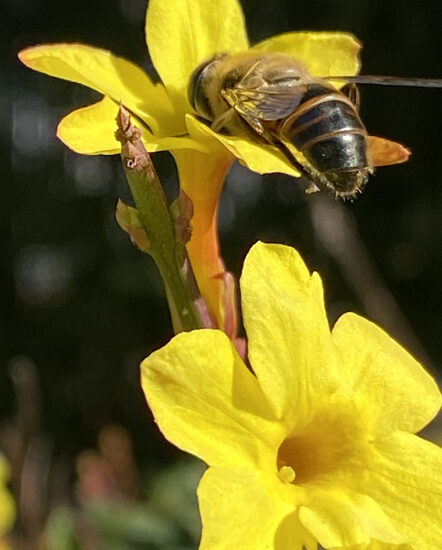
[0,455,15,544]
[141,242,442,550]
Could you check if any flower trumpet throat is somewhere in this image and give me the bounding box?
[141,241,442,550]
[277,404,369,486]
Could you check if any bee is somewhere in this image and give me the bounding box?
[188,51,442,198]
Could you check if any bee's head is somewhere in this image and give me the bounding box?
[188,53,227,120]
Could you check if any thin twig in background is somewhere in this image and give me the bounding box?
[307,193,432,368]
[3,356,52,548]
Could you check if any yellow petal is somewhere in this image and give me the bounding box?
[358,544,412,550]
[332,313,441,436]
[18,43,179,135]
[57,97,122,154]
[221,136,301,178]
[361,543,412,550]
[357,432,442,549]
[173,145,234,330]
[241,242,339,423]
[58,98,208,155]
[198,467,313,550]
[299,487,404,549]
[253,31,361,78]
[140,330,283,469]
[187,116,301,178]
[146,0,248,115]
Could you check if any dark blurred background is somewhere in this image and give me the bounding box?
[2,0,442,547]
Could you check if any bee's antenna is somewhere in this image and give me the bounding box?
[330,75,442,88]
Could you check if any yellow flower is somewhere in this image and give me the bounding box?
[0,456,15,537]
[18,0,360,332]
[141,242,442,550]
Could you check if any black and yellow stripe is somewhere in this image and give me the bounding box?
[278,83,368,173]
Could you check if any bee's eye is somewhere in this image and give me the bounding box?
[188,60,211,111]
[188,54,226,120]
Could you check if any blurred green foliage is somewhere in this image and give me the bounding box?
[46,459,203,550]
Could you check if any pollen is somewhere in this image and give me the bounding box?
[278,465,296,484]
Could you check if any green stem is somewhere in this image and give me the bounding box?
[116,106,206,333]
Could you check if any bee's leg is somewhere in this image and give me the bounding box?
[304,181,321,194]
[213,106,269,139]
[341,83,360,110]
[211,109,238,133]
[229,106,267,137]
[274,139,326,194]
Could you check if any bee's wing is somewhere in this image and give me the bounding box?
[367,136,411,167]
[226,82,307,121]
[329,75,442,88]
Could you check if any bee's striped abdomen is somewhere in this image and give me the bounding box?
[278,83,369,173]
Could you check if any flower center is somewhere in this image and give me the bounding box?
[277,405,366,485]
